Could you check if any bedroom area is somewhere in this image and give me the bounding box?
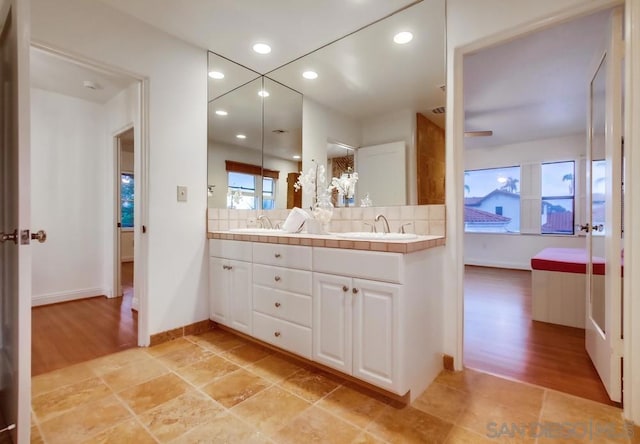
[462,6,624,406]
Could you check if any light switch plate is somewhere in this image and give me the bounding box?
[177,186,188,202]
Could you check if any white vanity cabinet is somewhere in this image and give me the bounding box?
[208,240,253,334]
[313,248,403,393]
[208,237,443,401]
[251,243,313,359]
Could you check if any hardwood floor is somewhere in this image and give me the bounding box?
[31,262,137,376]
[464,265,617,406]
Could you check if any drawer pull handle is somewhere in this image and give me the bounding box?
[274,253,281,258]
[342,285,349,292]
[352,288,359,294]
[227,266,233,270]
[275,302,281,308]
[274,331,281,337]
[274,276,281,282]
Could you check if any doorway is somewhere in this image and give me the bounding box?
[460,7,622,405]
[30,47,146,375]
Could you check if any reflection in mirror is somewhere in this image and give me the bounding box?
[590,55,606,333]
[327,141,355,207]
[267,0,445,205]
[262,78,303,209]
[208,77,264,209]
[207,52,260,101]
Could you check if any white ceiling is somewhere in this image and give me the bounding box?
[97,0,419,74]
[30,47,135,103]
[464,9,611,149]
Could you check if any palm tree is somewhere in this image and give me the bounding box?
[562,173,574,194]
[464,184,470,195]
[500,177,519,193]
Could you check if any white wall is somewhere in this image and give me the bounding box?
[464,134,587,268]
[31,88,107,305]
[445,0,620,374]
[31,0,208,338]
[361,108,417,204]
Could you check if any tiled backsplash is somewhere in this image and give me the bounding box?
[207,205,446,237]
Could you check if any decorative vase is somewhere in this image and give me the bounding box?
[310,196,333,234]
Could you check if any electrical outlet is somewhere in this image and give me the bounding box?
[177,186,188,202]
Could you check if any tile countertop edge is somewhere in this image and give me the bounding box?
[206,231,446,254]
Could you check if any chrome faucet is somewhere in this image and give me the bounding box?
[257,215,273,229]
[374,214,390,234]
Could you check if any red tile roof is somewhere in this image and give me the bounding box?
[542,212,574,233]
[464,207,511,223]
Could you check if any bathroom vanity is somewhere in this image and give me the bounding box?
[208,232,445,401]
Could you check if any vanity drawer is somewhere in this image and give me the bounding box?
[209,239,252,262]
[253,264,312,295]
[253,285,312,327]
[253,312,312,359]
[253,243,311,270]
[313,247,403,284]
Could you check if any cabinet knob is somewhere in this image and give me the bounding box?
[274,331,281,337]
[352,288,359,294]
[274,253,281,258]
[342,285,349,292]
[274,276,281,282]
[275,302,281,308]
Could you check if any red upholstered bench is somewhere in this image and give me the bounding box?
[531,247,605,275]
[530,247,606,329]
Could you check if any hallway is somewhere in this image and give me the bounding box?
[32,263,137,376]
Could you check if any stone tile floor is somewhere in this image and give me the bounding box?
[31,329,632,443]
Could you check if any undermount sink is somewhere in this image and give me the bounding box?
[228,228,286,234]
[335,232,418,241]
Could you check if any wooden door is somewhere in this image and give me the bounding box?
[0,1,31,441]
[416,113,445,204]
[286,172,301,209]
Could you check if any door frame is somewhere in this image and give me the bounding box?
[30,42,151,346]
[449,0,636,419]
[113,125,133,301]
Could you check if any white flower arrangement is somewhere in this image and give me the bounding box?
[294,160,329,207]
[329,168,358,206]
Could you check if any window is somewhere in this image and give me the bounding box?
[262,177,275,210]
[227,172,257,209]
[541,161,575,235]
[120,173,134,228]
[464,166,520,233]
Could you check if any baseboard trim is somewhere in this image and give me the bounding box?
[32,287,107,307]
[464,259,531,271]
[149,319,215,346]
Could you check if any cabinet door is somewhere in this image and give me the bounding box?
[209,257,229,324]
[313,273,352,373]
[352,278,400,392]
[228,259,253,334]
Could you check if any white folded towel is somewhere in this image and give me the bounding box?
[282,207,310,233]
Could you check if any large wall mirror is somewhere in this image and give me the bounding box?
[207,0,445,209]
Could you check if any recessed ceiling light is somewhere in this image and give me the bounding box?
[215,110,228,116]
[293,155,301,160]
[258,90,270,97]
[236,134,247,139]
[208,71,224,79]
[252,43,271,54]
[393,31,413,44]
[302,71,318,80]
